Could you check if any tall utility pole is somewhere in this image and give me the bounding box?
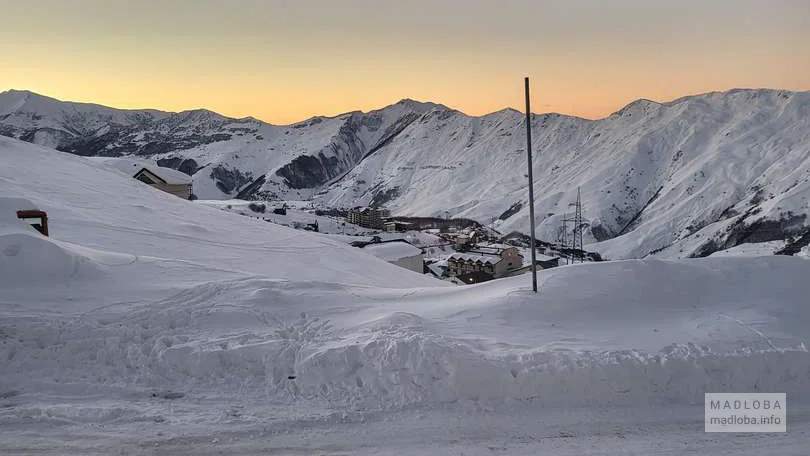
[559,213,568,248]
[562,188,584,263]
[525,77,538,293]
[573,187,584,262]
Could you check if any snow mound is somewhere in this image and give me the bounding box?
[0,197,104,283]
[0,231,103,283]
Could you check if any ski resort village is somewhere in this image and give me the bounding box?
[193,201,574,284]
[2,3,810,452]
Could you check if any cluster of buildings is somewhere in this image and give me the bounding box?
[445,244,524,284]
[343,206,563,285]
[348,232,560,286]
[354,236,531,284]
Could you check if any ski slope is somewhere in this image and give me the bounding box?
[2,136,810,454]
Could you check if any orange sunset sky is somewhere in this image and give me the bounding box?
[1,0,809,124]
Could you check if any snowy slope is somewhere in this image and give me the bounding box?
[3,89,810,261]
[1,136,810,453]
[0,136,437,287]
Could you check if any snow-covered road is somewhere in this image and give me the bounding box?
[3,397,809,455]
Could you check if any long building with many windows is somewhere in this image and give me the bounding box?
[347,206,390,229]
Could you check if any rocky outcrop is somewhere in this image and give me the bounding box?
[210,165,253,194]
[275,114,366,189]
[156,157,200,176]
[0,91,246,157]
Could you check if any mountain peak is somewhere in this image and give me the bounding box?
[2,89,32,96]
[607,88,805,119]
[395,97,427,105]
[609,98,662,117]
[0,89,55,116]
[490,107,522,117]
[391,98,447,113]
[0,89,68,104]
[175,108,229,121]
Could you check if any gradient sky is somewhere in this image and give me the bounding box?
[1,0,809,124]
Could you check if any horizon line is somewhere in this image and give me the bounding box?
[2,86,807,127]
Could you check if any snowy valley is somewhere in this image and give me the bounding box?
[3,88,810,261]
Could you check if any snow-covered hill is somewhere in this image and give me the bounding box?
[2,137,810,453]
[0,135,438,288]
[2,88,810,260]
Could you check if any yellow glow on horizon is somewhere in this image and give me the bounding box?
[1,0,808,124]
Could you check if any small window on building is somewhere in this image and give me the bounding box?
[136,174,156,185]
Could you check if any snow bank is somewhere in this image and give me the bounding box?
[0,231,104,283]
[3,254,809,411]
[291,337,810,410]
[0,197,103,283]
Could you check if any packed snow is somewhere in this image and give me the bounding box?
[360,241,422,262]
[2,136,810,454]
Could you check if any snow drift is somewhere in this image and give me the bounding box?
[3,254,809,411]
[0,197,105,282]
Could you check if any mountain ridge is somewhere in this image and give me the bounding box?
[2,87,810,260]
[7,87,803,125]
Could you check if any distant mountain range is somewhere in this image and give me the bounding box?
[2,88,809,260]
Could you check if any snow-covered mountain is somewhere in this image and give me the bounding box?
[2,88,809,260]
[3,136,810,453]
[0,90,441,201]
